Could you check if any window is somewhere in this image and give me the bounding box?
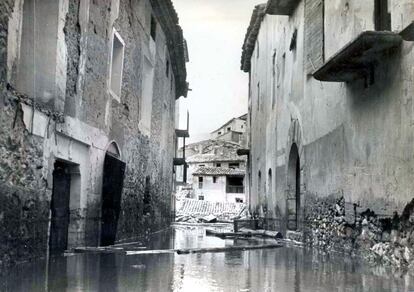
[218,131,222,135]
[216,163,221,167]
[241,125,244,129]
[227,127,231,131]
[236,198,244,203]
[289,29,298,51]
[150,15,157,40]
[199,164,205,167]
[258,171,262,195]
[198,177,203,189]
[140,57,154,135]
[268,168,273,199]
[213,176,217,183]
[375,0,391,31]
[226,177,244,194]
[109,29,125,100]
[229,163,240,169]
[199,195,204,201]
[272,51,277,109]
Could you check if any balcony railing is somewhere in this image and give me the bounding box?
[226,185,244,194]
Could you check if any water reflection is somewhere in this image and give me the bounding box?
[2,226,414,291]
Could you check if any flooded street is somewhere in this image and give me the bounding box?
[2,225,414,292]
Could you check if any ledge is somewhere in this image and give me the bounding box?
[313,31,402,82]
[175,129,189,138]
[400,21,414,41]
[237,149,250,156]
[265,0,300,16]
[173,158,186,166]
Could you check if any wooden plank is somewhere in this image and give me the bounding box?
[73,247,127,254]
[126,249,176,255]
[176,244,283,255]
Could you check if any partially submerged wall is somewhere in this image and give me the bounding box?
[0,0,185,270]
[243,0,414,267]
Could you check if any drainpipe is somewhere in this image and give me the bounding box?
[183,111,189,183]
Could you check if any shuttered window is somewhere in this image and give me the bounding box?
[304,0,324,74]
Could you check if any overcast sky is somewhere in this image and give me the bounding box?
[173,0,262,143]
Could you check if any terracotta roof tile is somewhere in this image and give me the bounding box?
[192,167,245,176]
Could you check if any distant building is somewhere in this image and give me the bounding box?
[192,167,245,203]
[177,139,247,203]
[210,114,247,145]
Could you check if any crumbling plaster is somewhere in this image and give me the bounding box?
[0,0,183,270]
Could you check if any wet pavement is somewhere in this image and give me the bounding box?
[2,225,414,292]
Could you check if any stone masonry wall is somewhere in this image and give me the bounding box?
[0,0,180,271]
[302,194,414,269]
[0,0,51,271]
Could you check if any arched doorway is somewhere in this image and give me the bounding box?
[100,142,126,246]
[287,143,300,230]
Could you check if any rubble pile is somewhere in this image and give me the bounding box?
[304,196,414,269]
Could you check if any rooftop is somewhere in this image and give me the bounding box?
[187,153,245,164]
[177,199,246,218]
[193,167,245,177]
[150,0,188,98]
[211,114,248,134]
[241,4,267,73]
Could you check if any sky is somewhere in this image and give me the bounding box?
[173,0,262,143]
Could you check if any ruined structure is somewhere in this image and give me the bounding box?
[0,0,187,269]
[241,0,414,266]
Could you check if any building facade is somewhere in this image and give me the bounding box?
[0,0,187,269]
[241,0,414,251]
[192,167,245,203]
[176,139,247,203]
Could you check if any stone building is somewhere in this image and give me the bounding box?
[241,0,414,251]
[210,114,247,145]
[0,0,187,269]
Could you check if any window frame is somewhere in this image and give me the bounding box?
[108,28,125,102]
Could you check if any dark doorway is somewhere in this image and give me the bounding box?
[100,153,126,246]
[375,0,391,31]
[287,144,300,230]
[49,160,71,255]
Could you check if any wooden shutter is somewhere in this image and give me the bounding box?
[305,0,324,74]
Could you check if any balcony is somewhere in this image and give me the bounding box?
[175,129,189,138]
[313,31,402,82]
[265,0,300,16]
[173,158,186,166]
[226,185,244,194]
[400,21,414,41]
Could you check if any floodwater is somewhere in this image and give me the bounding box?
[2,225,414,292]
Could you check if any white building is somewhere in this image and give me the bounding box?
[192,167,245,203]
